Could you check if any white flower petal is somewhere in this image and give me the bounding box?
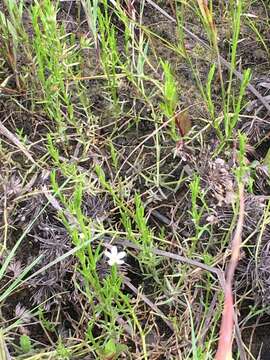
[117,251,126,259]
[104,246,126,266]
[117,259,125,265]
[108,259,116,266]
[111,246,118,256]
[104,250,111,258]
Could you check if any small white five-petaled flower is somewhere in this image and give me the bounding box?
[104,246,126,266]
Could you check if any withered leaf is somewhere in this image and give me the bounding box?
[175,110,192,137]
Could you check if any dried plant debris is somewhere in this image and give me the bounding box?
[0,169,110,315]
[255,241,270,309]
[245,78,270,115]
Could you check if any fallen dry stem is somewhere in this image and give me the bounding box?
[0,118,37,166]
[124,278,174,331]
[111,238,225,288]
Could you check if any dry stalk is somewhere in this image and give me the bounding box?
[215,183,245,360]
[0,118,37,166]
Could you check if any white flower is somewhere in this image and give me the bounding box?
[104,246,126,266]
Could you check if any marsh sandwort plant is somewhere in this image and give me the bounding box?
[0,0,269,359]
